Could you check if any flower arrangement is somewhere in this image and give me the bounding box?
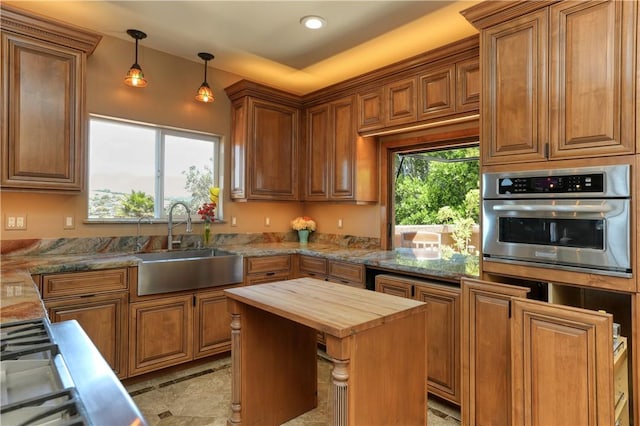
[291,216,316,232]
[197,187,220,223]
[197,202,217,222]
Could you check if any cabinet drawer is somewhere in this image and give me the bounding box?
[299,255,327,276]
[245,255,291,275]
[328,260,364,285]
[42,269,128,299]
[245,271,291,286]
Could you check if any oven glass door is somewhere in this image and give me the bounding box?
[499,217,604,249]
[482,198,631,275]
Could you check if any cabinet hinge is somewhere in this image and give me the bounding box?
[544,143,549,159]
[193,295,196,307]
[508,300,512,318]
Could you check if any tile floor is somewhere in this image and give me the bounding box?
[124,353,461,426]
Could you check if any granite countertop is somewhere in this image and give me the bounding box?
[0,243,478,324]
[217,242,479,281]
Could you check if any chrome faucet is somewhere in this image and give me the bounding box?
[136,216,153,252]
[168,202,192,250]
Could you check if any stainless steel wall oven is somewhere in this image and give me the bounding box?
[482,164,631,277]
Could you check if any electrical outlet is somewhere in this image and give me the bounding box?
[15,216,26,230]
[231,216,237,227]
[265,217,271,227]
[64,215,75,230]
[338,218,343,229]
[6,216,16,229]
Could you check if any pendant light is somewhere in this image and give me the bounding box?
[124,29,147,87]
[195,52,215,103]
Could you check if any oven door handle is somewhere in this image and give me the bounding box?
[492,204,614,213]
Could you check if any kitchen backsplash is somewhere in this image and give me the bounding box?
[1,232,380,257]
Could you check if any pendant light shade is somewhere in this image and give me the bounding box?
[124,29,147,87]
[195,52,215,103]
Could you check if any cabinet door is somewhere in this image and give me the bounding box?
[304,104,330,201]
[511,299,614,425]
[195,288,237,359]
[375,275,413,298]
[248,98,299,200]
[418,65,455,121]
[47,292,128,378]
[230,98,248,199]
[456,58,480,112]
[549,0,636,159]
[385,76,418,127]
[330,96,357,199]
[461,278,530,426]
[2,33,83,190]
[129,295,193,376]
[482,8,548,164]
[415,284,461,405]
[357,87,385,132]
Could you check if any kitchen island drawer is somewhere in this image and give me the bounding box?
[42,269,128,298]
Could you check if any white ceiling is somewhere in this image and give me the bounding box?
[6,1,480,94]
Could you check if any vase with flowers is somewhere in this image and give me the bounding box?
[291,216,316,244]
[197,201,217,246]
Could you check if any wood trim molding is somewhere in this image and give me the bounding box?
[1,4,102,55]
[460,1,560,30]
[303,35,479,106]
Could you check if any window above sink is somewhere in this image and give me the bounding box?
[87,115,223,222]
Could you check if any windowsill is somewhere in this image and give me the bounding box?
[83,218,226,225]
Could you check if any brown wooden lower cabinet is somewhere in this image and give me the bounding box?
[244,255,291,285]
[375,274,461,405]
[46,291,128,378]
[194,289,234,359]
[129,284,241,377]
[462,277,618,425]
[297,255,365,289]
[129,294,193,376]
[41,268,130,379]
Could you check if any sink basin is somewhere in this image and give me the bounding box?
[135,248,243,296]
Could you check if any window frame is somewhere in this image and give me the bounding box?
[87,114,223,223]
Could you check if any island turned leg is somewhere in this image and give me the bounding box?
[228,305,242,426]
[331,358,350,426]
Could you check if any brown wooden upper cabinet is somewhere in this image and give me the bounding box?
[225,81,301,201]
[357,55,479,133]
[462,0,637,165]
[1,5,101,191]
[304,95,378,202]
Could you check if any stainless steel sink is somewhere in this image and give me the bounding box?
[135,248,243,296]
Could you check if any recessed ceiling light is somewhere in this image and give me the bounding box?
[300,15,326,30]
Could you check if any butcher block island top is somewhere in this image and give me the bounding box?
[224,277,426,338]
[225,277,428,426]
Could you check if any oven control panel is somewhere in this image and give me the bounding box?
[498,173,604,194]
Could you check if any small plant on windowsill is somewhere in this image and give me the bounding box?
[291,216,316,244]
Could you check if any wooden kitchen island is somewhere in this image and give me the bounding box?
[225,277,428,426]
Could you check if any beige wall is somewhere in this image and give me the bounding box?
[1,33,381,241]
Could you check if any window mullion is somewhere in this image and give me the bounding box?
[156,130,164,218]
